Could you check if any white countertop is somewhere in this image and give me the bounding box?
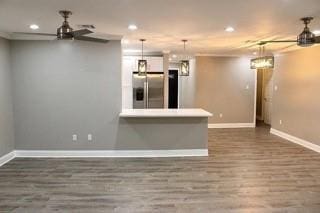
[119,109,213,118]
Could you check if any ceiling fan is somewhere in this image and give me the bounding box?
[14,10,109,43]
[249,17,320,47]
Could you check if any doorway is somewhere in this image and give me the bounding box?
[256,69,273,125]
[168,70,179,108]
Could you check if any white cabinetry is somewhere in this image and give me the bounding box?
[145,57,163,72]
[122,56,163,109]
[122,57,135,109]
[129,56,163,72]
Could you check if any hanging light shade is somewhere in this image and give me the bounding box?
[250,56,274,69]
[180,40,189,76]
[138,39,147,76]
[180,60,190,76]
[250,45,274,69]
[138,59,147,75]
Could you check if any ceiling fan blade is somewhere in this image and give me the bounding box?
[278,44,297,52]
[246,42,261,48]
[315,36,320,43]
[13,32,56,36]
[260,40,297,44]
[69,29,93,37]
[75,36,109,43]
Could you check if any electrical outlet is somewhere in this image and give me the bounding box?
[88,134,93,141]
[72,134,77,141]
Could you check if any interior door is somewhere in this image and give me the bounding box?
[168,70,178,108]
[262,69,273,125]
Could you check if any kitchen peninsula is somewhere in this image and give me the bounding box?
[119,109,212,156]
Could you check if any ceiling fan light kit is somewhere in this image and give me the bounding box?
[14,10,109,43]
[57,10,74,40]
[251,17,320,48]
[297,17,316,47]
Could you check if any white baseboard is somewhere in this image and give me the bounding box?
[208,123,255,128]
[0,151,15,167]
[0,149,208,167]
[14,149,208,158]
[270,128,320,153]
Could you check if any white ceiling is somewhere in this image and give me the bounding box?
[0,0,320,56]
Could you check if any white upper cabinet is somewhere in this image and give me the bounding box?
[122,57,135,86]
[145,56,163,72]
[122,56,163,109]
[125,56,163,72]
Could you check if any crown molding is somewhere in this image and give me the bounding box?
[0,32,11,40]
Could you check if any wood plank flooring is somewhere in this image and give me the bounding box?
[1,125,320,212]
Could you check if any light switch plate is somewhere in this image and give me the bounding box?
[88,134,93,141]
[72,134,77,141]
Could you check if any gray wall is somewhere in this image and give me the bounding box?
[179,59,197,108]
[272,45,320,146]
[117,117,208,149]
[11,40,206,150]
[11,40,122,150]
[163,53,169,108]
[0,37,15,157]
[192,56,255,124]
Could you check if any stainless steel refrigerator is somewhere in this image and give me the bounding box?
[133,72,164,109]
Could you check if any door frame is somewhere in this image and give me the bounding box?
[254,69,257,127]
[261,69,273,125]
[168,69,179,108]
[254,68,274,125]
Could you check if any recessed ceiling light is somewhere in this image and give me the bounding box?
[29,24,39,30]
[122,39,129,44]
[313,30,320,35]
[225,26,235,32]
[253,52,257,55]
[128,24,138,31]
[169,58,172,61]
[172,54,177,58]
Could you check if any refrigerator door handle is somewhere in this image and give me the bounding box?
[144,81,148,108]
[146,81,149,108]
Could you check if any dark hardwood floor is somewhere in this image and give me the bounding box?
[1,125,320,212]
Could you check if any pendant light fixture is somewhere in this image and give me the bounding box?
[250,45,274,69]
[138,39,147,76]
[180,39,190,76]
